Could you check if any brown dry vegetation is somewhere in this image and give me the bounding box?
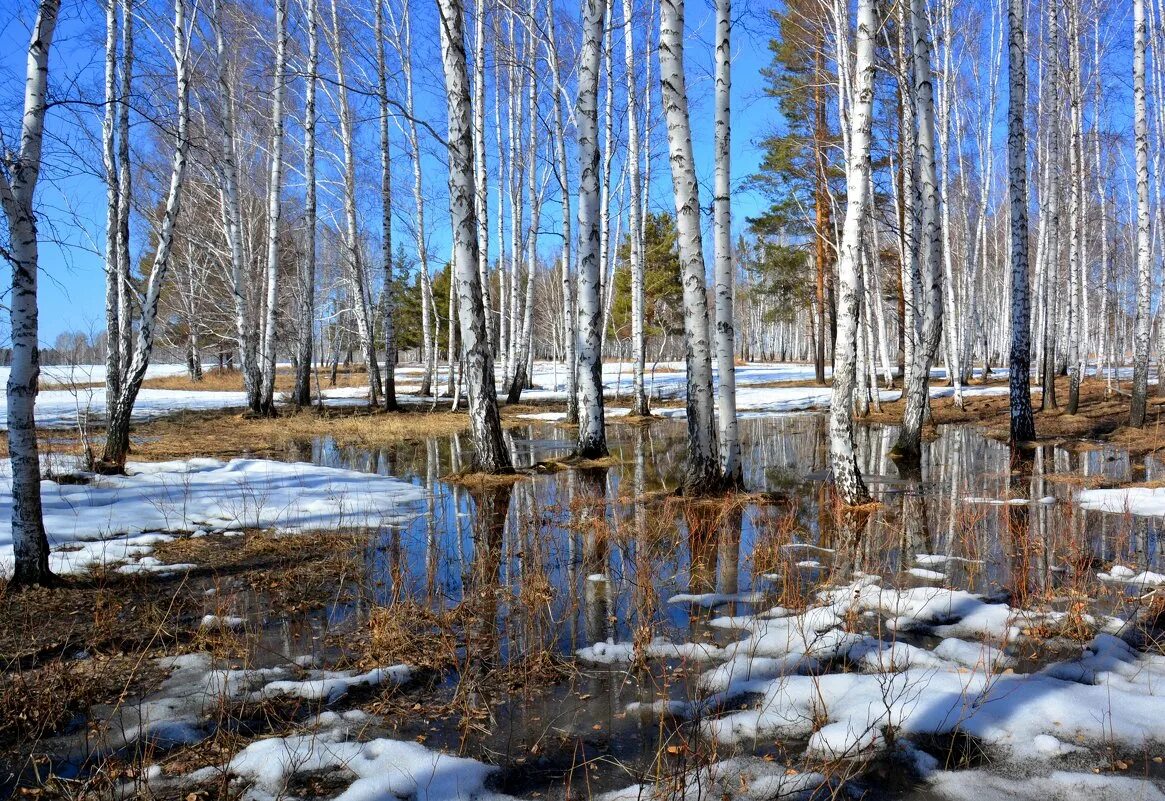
[861,375,1165,454]
[0,528,368,773]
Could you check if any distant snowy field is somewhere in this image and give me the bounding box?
[0,360,1016,430]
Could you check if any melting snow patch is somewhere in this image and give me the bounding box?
[1079,486,1165,516]
[225,730,500,801]
[1098,564,1165,587]
[0,458,427,576]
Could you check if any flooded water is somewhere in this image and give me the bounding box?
[197,414,1165,798]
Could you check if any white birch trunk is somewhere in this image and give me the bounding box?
[895,0,944,458]
[102,0,192,468]
[1007,0,1035,441]
[258,0,287,416]
[436,0,512,472]
[0,0,60,584]
[660,0,720,490]
[473,0,492,356]
[713,0,739,484]
[829,0,875,506]
[294,0,319,407]
[329,0,381,406]
[545,0,579,423]
[622,0,648,417]
[1132,0,1153,427]
[376,0,397,409]
[576,0,609,458]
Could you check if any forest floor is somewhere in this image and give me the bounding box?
[860,374,1165,456]
[8,363,1165,800]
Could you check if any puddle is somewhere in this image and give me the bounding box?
[12,414,1165,799]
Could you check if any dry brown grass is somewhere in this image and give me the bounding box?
[126,406,488,462]
[859,376,1165,453]
[140,366,375,393]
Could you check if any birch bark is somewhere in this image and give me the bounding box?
[436,0,513,471]
[829,0,875,507]
[1131,0,1153,427]
[660,0,720,491]
[258,0,288,416]
[576,0,609,458]
[713,0,739,484]
[1007,0,1035,442]
[294,0,319,407]
[102,0,192,468]
[894,0,944,459]
[0,0,60,585]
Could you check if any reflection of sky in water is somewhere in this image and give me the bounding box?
[281,415,1165,667]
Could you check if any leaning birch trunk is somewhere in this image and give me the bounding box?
[213,1,261,413]
[575,0,609,459]
[376,0,397,410]
[1006,0,1035,442]
[1131,0,1153,427]
[294,0,319,407]
[258,0,288,416]
[660,0,720,491]
[102,0,191,469]
[894,0,943,459]
[0,0,60,585]
[622,0,648,417]
[436,0,513,472]
[713,0,739,484]
[829,0,875,507]
[545,1,579,423]
[329,0,381,406]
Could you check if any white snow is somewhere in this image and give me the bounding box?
[226,730,502,801]
[1098,564,1165,587]
[1079,485,1165,517]
[0,457,426,576]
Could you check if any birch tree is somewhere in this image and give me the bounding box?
[1007,0,1035,442]
[829,0,875,507]
[713,0,740,484]
[376,0,397,410]
[328,0,382,407]
[576,0,610,459]
[102,0,193,468]
[659,0,720,490]
[545,1,579,423]
[895,0,943,459]
[293,0,319,407]
[437,0,513,472]
[1131,0,1153,427]
[258,0,288,416]
[623,0,648,417]
[0,0,61,585]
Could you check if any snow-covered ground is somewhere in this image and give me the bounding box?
[108,572,1165,801]
[1,360,1014,431]
[578,574,1165,799]
[0,457,427,576]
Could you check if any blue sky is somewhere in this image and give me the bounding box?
[0,0,780,347]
